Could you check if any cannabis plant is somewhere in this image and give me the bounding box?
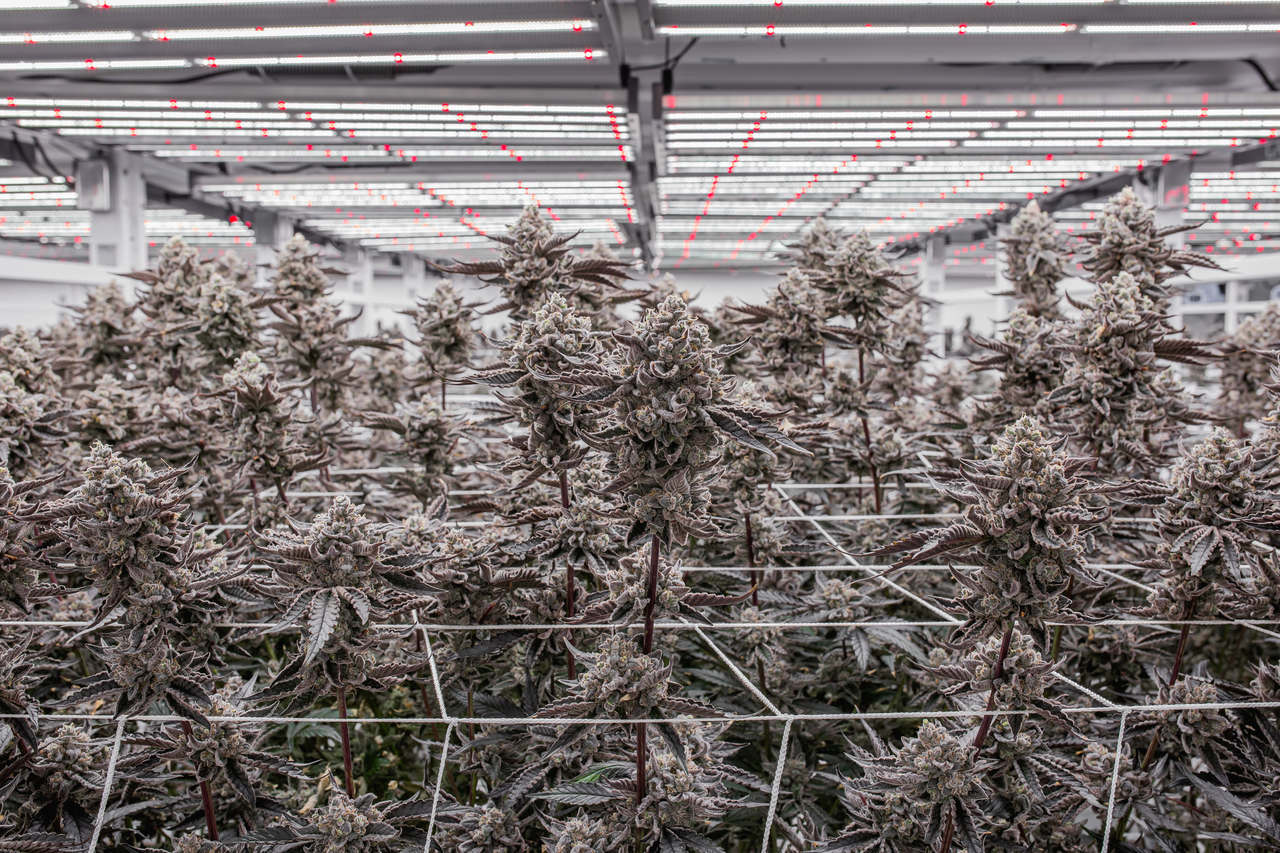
[209,352,327,507]
[1049,271,1214,477]
[404,279,478,406]
[970,307,1066,426]
[821,720,992,852]
[783,217,843,272]
[999,200,1071,319]
[255,496,433,795]
[727,269,852,375]
[0,466,57,614]
[1217,303,1280,436]
[872,416,1108,644]
[271,234,335,306]
[433,205,629,323]
[1134,430,1270,643]
[362,398,464,505]
[0,371,68,479]
[1078,185,1221,310]
[0,326,57,394]
[469,293,602,490]
[242,789,435,851]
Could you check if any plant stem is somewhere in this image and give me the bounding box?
[972,624,1015,752]
[467,687,477,806]
[635,720,647,807]
[856,350,883,514]
[745,512,759,607]
[559,471,576,680]
[336,684,356,798]
[440,377,447,410]
[1139,615,1193,772]
[566,562,577,680]
[636,535,661,807]
[941,624,1014,853]
[181,721,219,840]
[938,811,956,853]
[643,536,660,655]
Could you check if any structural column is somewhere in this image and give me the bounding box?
[252,210,295,285]
[923,235,947,353]
[86,149,147,272]
[1150,159,1191,248]
[343,246,373,296]
[401,252,425,302]
[993,222,1014,324]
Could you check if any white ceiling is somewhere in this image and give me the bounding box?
[0,0,1277,268]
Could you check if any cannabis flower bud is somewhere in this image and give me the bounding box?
[1000,200,1070,318]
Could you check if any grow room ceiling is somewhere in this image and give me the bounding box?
[0,0,1277,268]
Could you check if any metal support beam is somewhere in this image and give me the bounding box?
[626,68,663,270]
[88,149,147,272]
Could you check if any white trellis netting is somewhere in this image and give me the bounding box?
[5,474,1279,852]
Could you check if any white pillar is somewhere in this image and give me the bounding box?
[252,211,294,286]
[1155,159,1191,249]
[88,149,147,272]
[344,247,373,296]
[923,236,946,352]
[993,223,1013,330]
[401,252,425,302]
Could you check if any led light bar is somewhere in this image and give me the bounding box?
[145,21,596,41]
[0,58,188,71]
[654,0,1106,4]
[88,0,496,6]
[0,1,73,9]
[657,24,1076,36]
[196,50,603,68]
[0,50,603,73]
[668,110,1024,120]
[0,30,136,44]
[1082,23,1280,34]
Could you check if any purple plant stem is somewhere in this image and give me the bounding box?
[336,684,356,798]
[181,721,219,840]
[745,512,759,607]
[636,535,661,805]
[559,471,576,680]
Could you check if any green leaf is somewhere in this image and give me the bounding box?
[305,590,340,665]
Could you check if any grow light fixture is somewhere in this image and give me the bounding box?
[0,58,189,70]
[1081,23,1280,33]
[0,1,73,9]
[653,0,1108,4]
[656,24,1077,36]
[0,30,136,44]
[144,21,596,41]
[195,50,603,68]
